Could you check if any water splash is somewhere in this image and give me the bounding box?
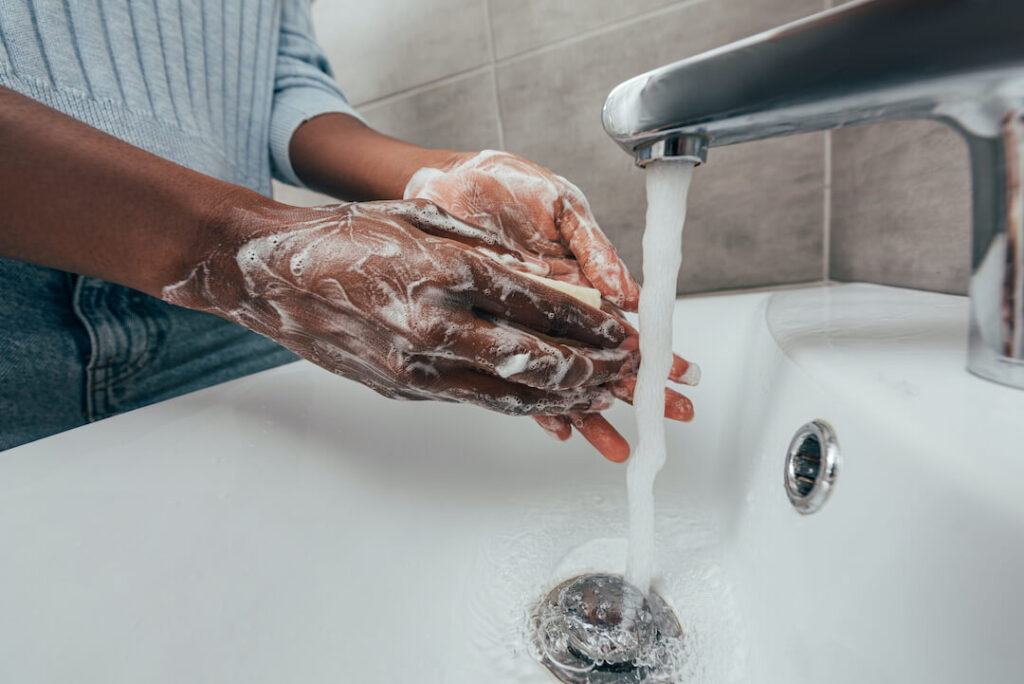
[445,493,745,682]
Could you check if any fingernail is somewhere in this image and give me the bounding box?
[680,362,702,386]
[519,258,550,276]
[666,394,695,422]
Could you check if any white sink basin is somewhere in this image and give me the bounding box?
[2,283,1022,683]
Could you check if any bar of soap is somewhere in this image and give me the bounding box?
[521,272,603,309]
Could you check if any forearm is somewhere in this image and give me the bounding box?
[288,113,460,201]
[0,86,272,297]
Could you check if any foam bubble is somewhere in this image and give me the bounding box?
[495,352,531,379]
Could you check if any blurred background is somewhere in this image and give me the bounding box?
[274,0,970,297]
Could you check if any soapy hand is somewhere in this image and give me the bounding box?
[531,305,700,463]
[533,329,700,463]
[404,150,699,462]
[162,199,640,415]
[405,150,641,310]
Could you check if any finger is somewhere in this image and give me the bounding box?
[669,355,702,386]
[603,311,701,386]
[386,198,550,274]
[570,412,631,463]
[609,376,694,422]
[467,256,630,348]
[448,314,637,390]
[410,164,574,258]
[544,257,592,289]
[534,415,572,442]
[383,197,503,247]
[557,194,641,311]
[600,300,629,319]
[428,367,614,417]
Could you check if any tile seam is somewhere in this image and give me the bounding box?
[355,64,492,111]
[493,0,711,67]
[481,0,506,149]
[823,130,833,282]
[353,0,711,118]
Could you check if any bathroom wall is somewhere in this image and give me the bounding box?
[274,0,972,296]
[826,0,972,295]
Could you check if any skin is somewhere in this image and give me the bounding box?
[163,199,637,414]
[0,86,697,461]
[396,149,699,459]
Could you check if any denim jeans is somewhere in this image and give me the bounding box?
[0,258,297,451]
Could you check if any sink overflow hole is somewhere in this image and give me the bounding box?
[784,420,841,515]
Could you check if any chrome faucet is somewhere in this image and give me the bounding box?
[602,0,1024,390]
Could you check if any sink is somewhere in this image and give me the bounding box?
[1,283,1021,683]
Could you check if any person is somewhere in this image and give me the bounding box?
[0,1,696,458]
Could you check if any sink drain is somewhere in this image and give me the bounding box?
[530,574,684,683]
[784,419,841,515]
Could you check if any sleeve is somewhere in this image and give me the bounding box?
[269,0,366,187]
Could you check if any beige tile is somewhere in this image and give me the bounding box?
[488,0,681,59]
[679,135,825,292]
[829,121,971,295]
[360,70,501,151]
[310,0,491,105]
[497,0,826,293]
[273,72,502,207]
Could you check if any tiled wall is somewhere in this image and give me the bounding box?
[826,0,972,295]
[829,121,971,295]
[274,0,973,296]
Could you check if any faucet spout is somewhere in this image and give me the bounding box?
[603,0,1024,389]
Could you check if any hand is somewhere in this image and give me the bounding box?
[404,150,641,309]
[162,198,640,415]
[403,150,699,462]
[534,334,700,462]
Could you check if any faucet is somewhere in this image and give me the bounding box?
[602,0,1024,390]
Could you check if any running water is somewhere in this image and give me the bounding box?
[625,161,696,593]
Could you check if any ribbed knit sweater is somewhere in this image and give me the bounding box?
[0,0,361,195]
[0,1,362,450]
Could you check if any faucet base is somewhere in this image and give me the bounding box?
[967,327,1024,390]
[963,111,1024,390]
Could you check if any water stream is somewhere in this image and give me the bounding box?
[463,162,715,682]
[625,161,696,593]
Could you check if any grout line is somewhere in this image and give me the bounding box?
[822,130,833,282]
[354,0,710,116]
[481,0,506,149]
[493,0,709,66]
[822,0,833,283]
[353,64,491,110]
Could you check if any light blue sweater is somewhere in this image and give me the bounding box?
[0,0,361,195]
[0,1,361,449]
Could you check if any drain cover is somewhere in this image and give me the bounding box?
[530,574,684,683]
